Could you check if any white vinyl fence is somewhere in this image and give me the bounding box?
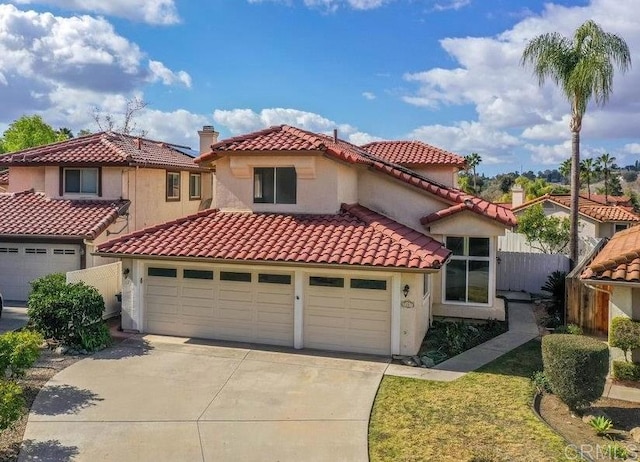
[67,262,122,318]
[496,251,570,294]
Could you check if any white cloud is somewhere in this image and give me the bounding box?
[213,107,379,145]
[403,0,640,167]
[247,0,391,12]
[624,143,640,154]
[362,91,376,100]
[10,0,179,24]
[431,0,471,12]
[0,4,191,121]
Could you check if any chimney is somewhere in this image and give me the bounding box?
[511,184,525,208]
[333,129,338,143]
[198,125,219,154]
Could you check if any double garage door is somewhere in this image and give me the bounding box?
[0,243,81,301]
[144,265,391,355]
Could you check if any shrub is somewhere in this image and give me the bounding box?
[79,322,112,352]
[622,170,638,183]
[555,324,583,335]
[531,371,552,394]
[0,331,43,378]
[612,360,640,382]
[28,274,105,346]
[541,271,567,322]
[542,334,609,410]
[0,381,24,430]
[609,317,640,362]
[588,415,613,436]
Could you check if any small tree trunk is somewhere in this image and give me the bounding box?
[569,129,581,268]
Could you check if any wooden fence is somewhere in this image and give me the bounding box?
[496,251,570,294]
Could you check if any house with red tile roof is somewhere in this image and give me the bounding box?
[0,169,8,193]
[97,125,515,357]
[511,192,640,242]
[581,224,640,362]
[0,130,214,300]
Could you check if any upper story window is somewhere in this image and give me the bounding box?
[166,171,180,201]
[254,167,296,204]
[189,173,201,200]
[63,168,99,195]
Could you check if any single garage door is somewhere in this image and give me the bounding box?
[144,265,294,347]
[304,275,391,355]
[0,243,81,301]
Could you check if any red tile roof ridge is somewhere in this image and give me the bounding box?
[361,140,467,167]
[0,132,106,163]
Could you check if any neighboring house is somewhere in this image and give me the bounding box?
[511,192,640,241]
[361,140,466,188]
[581,225,640,362]
[0,170,8,193]
[97,125,515,357]
[0,131,213,300]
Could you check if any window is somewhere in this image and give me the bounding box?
[25,248,47,255]
[423,273,430,297]
[220,271,252,282]
[253,167,296,204]
[309,276,344,288]
[166,171,180,201]
[53,249,76,255]
[184,269,213,280]
[63,168,99,195]
[258,274,292,285]
[350,279,387,290]
[189,173,201,200]
[0,248,18,254]
[615,223,629,233]
[444,236,491,305]
[148,267,177,278]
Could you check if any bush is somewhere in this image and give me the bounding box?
[555,324,583,335]
[622,170,638,183]
[531,371,552,394]
[79,322,112,352]
[541,271,567,322]
[0,380,24,430]
[612,360,640,382]
[609,317,640,362]
[28,274,105,346]
[0,331,43,378]
[542,334,609,410]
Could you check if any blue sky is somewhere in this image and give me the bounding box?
[1,0,638,175]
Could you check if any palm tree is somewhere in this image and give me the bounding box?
[559,159,572,184]
[596,153,617,203]
[580,158,596,198]
[464,153,482,194]
[522,20,631,267]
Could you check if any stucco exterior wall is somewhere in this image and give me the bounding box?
[608,286,640,363]
[214,154,343,214]
[411,166,458,188]
[336,163,358,205]
[8,166,45,193]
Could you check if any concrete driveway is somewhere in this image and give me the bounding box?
[20,335,388,462]
[0,304,28,334]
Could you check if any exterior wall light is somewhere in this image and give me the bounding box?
[402,284,410,297]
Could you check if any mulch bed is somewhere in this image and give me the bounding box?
[539,393,640,460]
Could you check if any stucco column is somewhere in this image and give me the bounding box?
[294,270,304,349]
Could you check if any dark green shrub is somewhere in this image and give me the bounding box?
[0,331,43,377]
[609,317,640,362]
[555,324,583,335]
[531,370,552,394]
[0,381,24,430]
[542,334,609,410]
[28,274,105,346]
[79,322,112,352]
[612,360,640,382]
[541,271,567,322]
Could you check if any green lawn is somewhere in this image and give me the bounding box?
[369,340,574,462]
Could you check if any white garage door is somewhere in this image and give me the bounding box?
[0,243,81,301]
[304,275,391,355]
[144,265,294,347]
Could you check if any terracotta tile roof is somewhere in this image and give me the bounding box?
[361,141,466,167]
[420,197,516,227]
[512,194,640,223]
[581,225,640,282]
[0,170,7,185]
[587,194,632,207]
[197,125,515,227]
[0,190,129,240]
[97,203,452,270]
[0,132,206,171]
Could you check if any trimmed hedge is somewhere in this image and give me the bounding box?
[612,360,640,382]
[542,334,609,410]
[609,317,640,362]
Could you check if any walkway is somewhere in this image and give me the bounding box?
[0,304,28,334]
[385,291,539,381]
[20,336,387,462]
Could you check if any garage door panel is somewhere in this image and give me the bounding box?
[181,286,214,299]
[182,304,214,317]
[145,282,178,297]
[219,285,253,302]
[306,292,345,309]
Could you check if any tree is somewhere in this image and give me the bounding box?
[464,152,482,194]
[522,20,631,267]
[56,127,74,140]
[559,159,572,184]
[92,97,148,136]
[580,157,596,198]
[596,174,623,197]
[0,115,66,153]
[517,204,570,254]
[595,153,617,202]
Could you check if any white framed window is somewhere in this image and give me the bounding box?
[253,167,296,204]
[443,236,491,305]
[166,171,180,201]
[189,173,201,200]
[614,223,629,233]
[63,168,99,195]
